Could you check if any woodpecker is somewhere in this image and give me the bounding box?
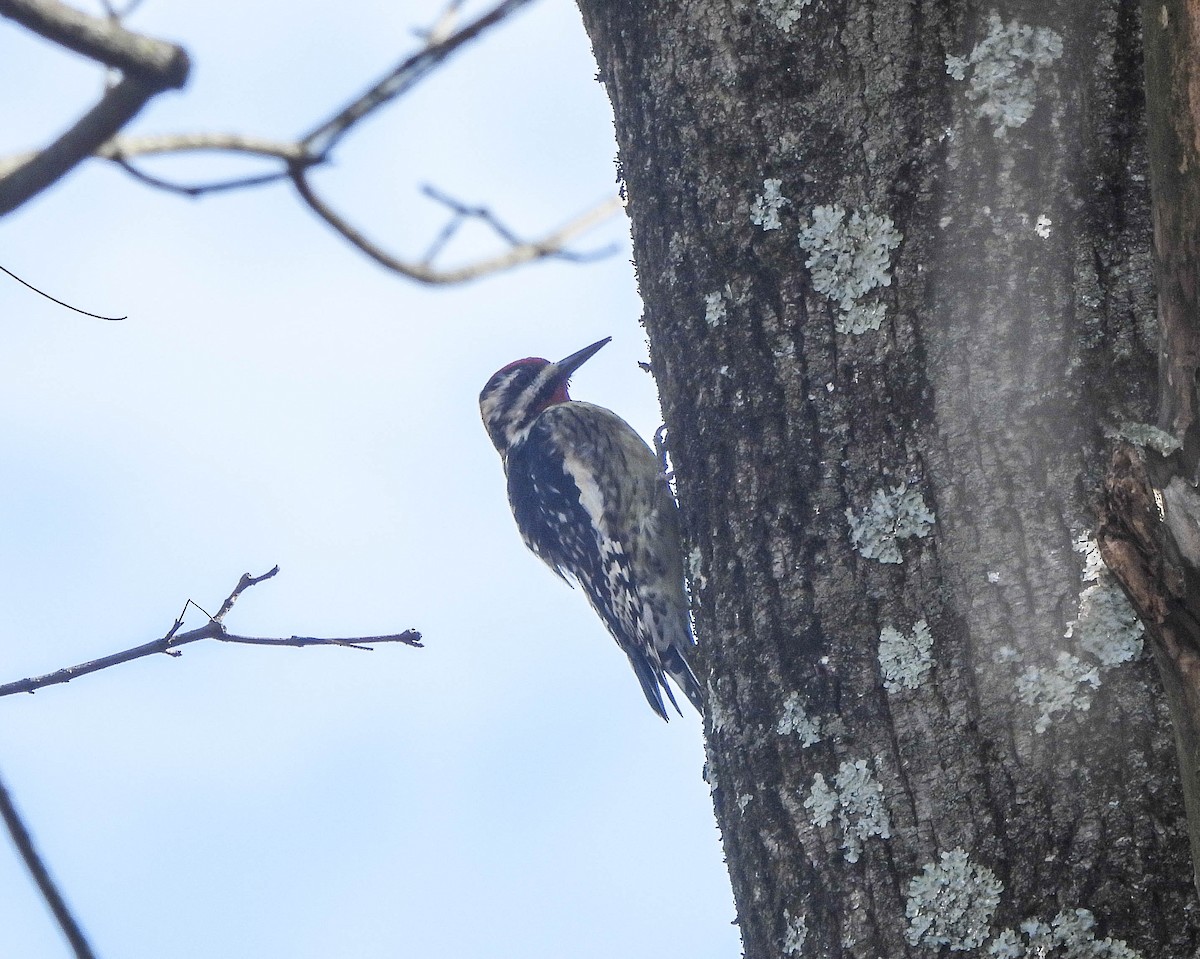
[479,337,703,720]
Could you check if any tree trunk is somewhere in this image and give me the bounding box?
[1100,0,1200,921]
[575,1,1197,956]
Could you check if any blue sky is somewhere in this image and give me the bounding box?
[0,1,740,956]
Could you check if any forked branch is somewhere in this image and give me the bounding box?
[0,566,423,698]
[0,0,620,283]
[292,172,622,284]
[0,0,189,215]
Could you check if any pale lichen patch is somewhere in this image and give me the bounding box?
[804,759,891,863]
[750,178,789,230]
[846,483,935,564]
[777,691,823,746]
[797,204,901,335]
[879,619,934,691]
[704,287,729,327]
[905,849,1003,951]
[1008,536,1144,732]
[759,0,812,31]
[945,11,1063,138]
[781,910,808,955]
[1016,652,1099,734]
[988,909,1142,958]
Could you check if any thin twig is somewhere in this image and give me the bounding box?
[419,208,468,266]
[0,132,311,183]
[212,566,279,623]
[0,568,423,698]
[0,772,98,959]
[98,0,146,22]
[300,0,536,159]
[293,167,623,284]
[422,184,523,246]
[419,184,620,264]
[421,0,466,44]
[101,134,319,197]
[214,633,423,651]
[110,159,294,197]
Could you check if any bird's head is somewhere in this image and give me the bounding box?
[479,337,611,453]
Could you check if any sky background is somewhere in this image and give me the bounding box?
[0,1,740,956]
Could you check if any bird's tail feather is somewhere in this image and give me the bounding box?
[664,646,705,716]
[625,648,670,721]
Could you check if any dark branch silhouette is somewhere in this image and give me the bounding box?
[0,771,98,959]
[0,567,423,698]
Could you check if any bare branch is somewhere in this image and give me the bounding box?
[0,568,423,698]
[300,0,536,159]
[212,565,279,622]
[0,0,614,284]
[0,130,311,183]
[0,0,188,84]
[0,74,161,216]
[0,772,97,959]
[109,158,294,197]
[0,0,190,212]
[101,132,309,163]
[292,168,623,284]
[420,183,525,254]
[215,633,425,651]
[100,134,318,197]
[0,0,521,208]
[0,631,210,695]
[419,184,620,265]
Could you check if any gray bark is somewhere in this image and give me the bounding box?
[576,1,1196,956]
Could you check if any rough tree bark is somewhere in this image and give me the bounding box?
[576,1,1197,957]
[1101,0,1200,924]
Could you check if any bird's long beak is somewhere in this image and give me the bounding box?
[554,337,611,378]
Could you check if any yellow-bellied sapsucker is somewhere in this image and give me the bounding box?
[479,337,703,720]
